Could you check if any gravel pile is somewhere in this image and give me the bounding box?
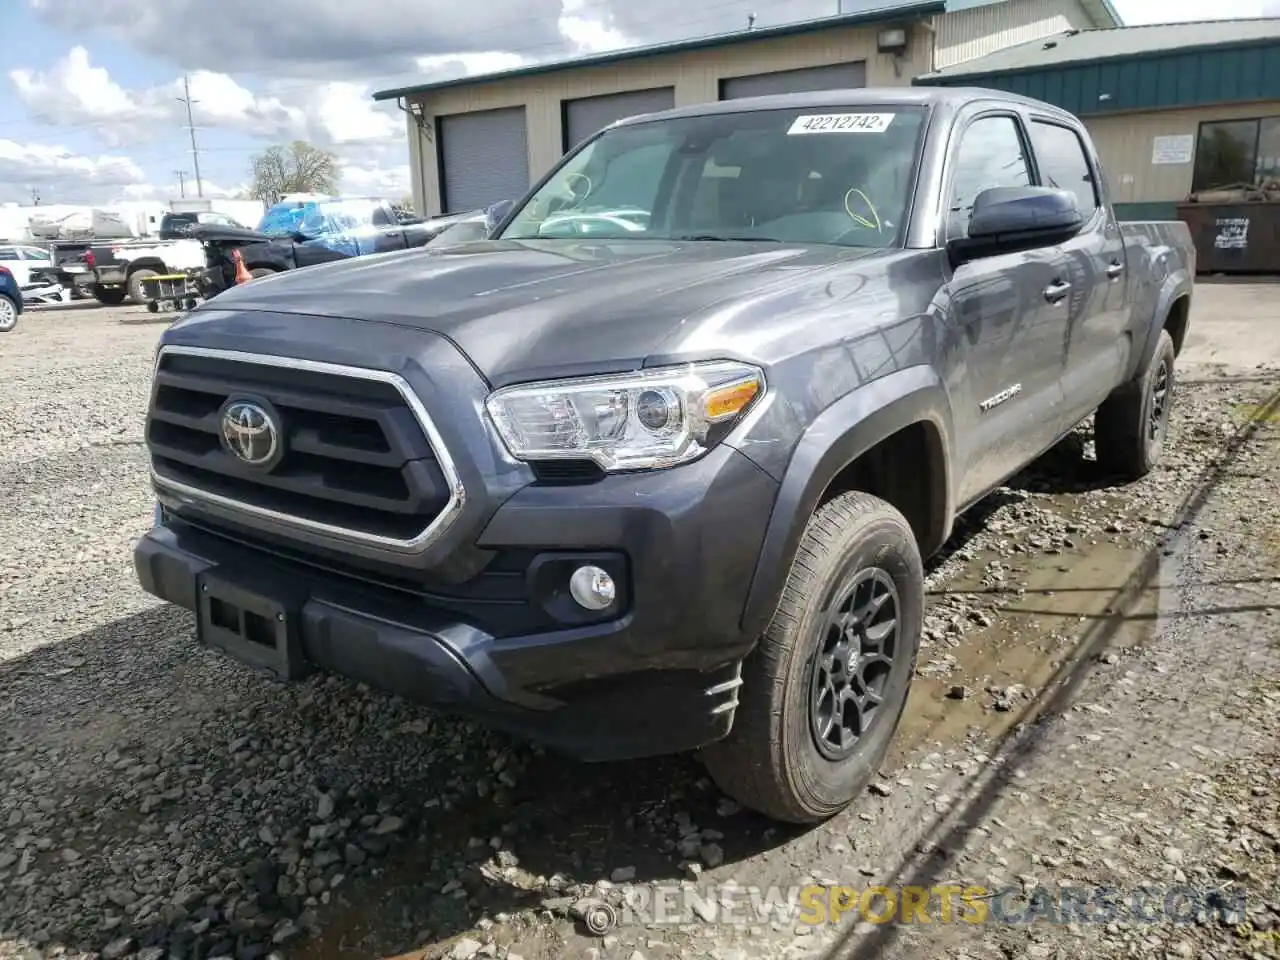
[1,306,1277,960]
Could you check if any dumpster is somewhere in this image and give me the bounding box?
[1177,200,1280,274]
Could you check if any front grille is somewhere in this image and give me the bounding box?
[147,349,458,545]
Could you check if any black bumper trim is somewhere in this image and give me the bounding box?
[134,530,742,761]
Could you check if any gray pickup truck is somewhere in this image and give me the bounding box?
[134,87,1194,824]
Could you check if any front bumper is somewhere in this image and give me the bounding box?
[136,438,779,761]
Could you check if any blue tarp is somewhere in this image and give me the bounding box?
[256,198,386,257]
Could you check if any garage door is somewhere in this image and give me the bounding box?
[439,107,530,214]
[563,87,676,151]
[719,62,867,100]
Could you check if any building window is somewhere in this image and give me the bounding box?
[1191,116,1280,192]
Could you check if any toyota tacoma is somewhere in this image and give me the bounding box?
[134,88,1194,823]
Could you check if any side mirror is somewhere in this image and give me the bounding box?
[948,186,1083,266]
[483,199,515,235]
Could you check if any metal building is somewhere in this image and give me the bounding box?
[914,17,1280,219]
[373,0,1121,217]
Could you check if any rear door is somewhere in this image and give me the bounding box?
[1025,116,1130,427]
[940,108,1071,507]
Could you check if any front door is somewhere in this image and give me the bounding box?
[941,111,1071,507]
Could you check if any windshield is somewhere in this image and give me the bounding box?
[256,199,384,238]
[499,106,926,247]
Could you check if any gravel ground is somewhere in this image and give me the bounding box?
[0,290,1277,960]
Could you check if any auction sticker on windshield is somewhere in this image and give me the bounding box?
[787,113,895,135]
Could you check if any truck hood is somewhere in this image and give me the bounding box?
[190,223,276,245]
[196,238,885,384]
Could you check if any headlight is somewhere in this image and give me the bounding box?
[485,361,765,471]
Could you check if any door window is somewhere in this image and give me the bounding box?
[1029,121,1098,217]
[20,246,51,261]
[946,115,1031,240]
[0,247,18,261]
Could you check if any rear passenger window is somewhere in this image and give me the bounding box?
[1029,121,1099,218]
[946,115,1031,240]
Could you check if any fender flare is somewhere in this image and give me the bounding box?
[1132,264,1193,378]
[738,364,955,636]
[125,257,168,277]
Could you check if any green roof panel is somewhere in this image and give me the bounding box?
[915,19,1280,115]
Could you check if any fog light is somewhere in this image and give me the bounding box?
[569,565,616,610]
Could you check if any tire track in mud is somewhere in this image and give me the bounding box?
[822,376,1280,960]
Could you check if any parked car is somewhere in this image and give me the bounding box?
[0,242,57,289]
[0,263,24,332]
[193,199,473,297]
[89,239,207,305]
[134,87,1195,823]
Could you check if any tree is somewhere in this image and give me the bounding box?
[249,141,339,203]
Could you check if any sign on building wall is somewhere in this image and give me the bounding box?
[1151,134,1194,165]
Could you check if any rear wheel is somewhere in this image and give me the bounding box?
[1094,329,1176,481]
[250,267,277,280]
[701,491,923,824]
[127,268,158,304]
[0,295,18,333]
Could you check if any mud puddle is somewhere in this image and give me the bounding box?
[894,541,1166,765]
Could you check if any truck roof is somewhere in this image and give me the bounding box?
[610,85,1078,129]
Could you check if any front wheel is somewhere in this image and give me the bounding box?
[701,491,923,824]
[0,294,18,333]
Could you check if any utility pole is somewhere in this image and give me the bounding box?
[176,76,204,198]
[175,170,187,198]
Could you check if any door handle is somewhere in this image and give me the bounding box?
[1043,280,1072,303]
[1106,261,1124,279]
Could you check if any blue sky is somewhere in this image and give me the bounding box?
[2,0,1277,206]
[0,12,272,202]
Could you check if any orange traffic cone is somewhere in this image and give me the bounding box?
[232,249,253,285]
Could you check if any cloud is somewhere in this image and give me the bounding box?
[10,47,400,148]
[27,0,573,78]
[0,139,146,203]
[116,179,244,201]
[338,161,411,198]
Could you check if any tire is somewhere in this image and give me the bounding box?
[701,491,924,824]
[1094,328,1176,481]
[146,300,160,314]
[250,267,276,280]
[126,268,158,304]
[0,295,18,333]
[94,286,127,306]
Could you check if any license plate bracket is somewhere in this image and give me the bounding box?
[196,573,309,681]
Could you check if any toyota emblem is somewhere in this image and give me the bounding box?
[220,399,281,467]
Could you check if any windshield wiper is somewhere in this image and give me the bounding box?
[670,233,782,242]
